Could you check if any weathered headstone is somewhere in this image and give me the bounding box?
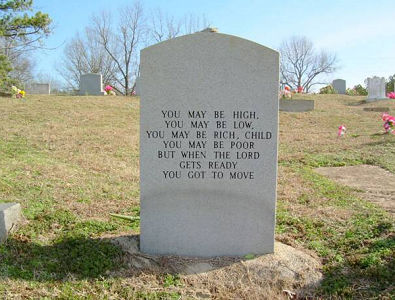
[365,76,386,101]
[26,83,50,94]
[79,73,105,95]
[332,79,346,94]
[139,31,279,257]
[0,203,21,243]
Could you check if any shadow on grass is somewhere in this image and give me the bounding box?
[0,234,244,282]
[318,234,395,298]
[364,135,395,146]
[345,100,367,106]
[0,235,123,281]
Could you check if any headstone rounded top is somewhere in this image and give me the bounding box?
[141,31,278,57]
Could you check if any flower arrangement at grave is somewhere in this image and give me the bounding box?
[104,85,116,95]
[11,86,26,98]
[387,92,395,99]
[382,113,395,134]
[338,125,346,137]
[280,86,292,99]
[297,86,303,93]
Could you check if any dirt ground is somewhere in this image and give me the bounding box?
[315,165,395,215]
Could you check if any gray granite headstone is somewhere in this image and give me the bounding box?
[139,32,279,257]
[365,76,386,101]
[79,73,105,96]
[26,83,50,94]
[332,79,346,94]
[0,203,21,243]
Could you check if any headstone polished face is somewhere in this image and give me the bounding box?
[140,32,279,257]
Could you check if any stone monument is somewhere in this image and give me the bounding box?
[365,76,386,101]
[332,79,346,94]
[0,203,21,243]
[139,30,279,257]
[26,83,50,94]
[79,73,105,95]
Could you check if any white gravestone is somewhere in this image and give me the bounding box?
[365,76,386,101]
[140,31,279,257]
[79,73,105,95]
[26,83,50,94]
[332,79,346,94]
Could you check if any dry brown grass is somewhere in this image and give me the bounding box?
[1,95,140,219]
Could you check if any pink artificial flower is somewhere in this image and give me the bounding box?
[131,90,136,96]
[104,85,113,92]
[387,92,395,99]
[338,125,346,137]
[297,86,303,93]
[382,113,395,133]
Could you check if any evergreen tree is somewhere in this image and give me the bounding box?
[0,0,51,90]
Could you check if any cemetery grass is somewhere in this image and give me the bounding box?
[0,94,394,299]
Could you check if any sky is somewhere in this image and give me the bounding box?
[32,0,395,90]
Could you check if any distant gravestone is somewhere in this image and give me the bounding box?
[365,76,386,101]
[26,83,50,95]
[332,79,346,94]
[140,31,279,257]
[79,73,105,95]
[0,203,21,243]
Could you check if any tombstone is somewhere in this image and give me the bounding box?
[79,73,105,95]
[365,76,386,101]
[139,31,279,257]
[26,83,50,94]
[0,203,21,243]
[332,79,346,94]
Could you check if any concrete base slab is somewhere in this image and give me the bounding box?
[0,203,22,243]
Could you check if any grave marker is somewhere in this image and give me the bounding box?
[366,76,386,101]
[79,73,105,95]
[26,83,50,94]
[332,79,346,94]
[139,31,279,257]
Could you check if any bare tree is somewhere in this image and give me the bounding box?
[92,1,146,95]
[279,36,338,92]
[182,13,210,34]
[57,28,117,91]
[150,9,181,42]
[150,10,210,43]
